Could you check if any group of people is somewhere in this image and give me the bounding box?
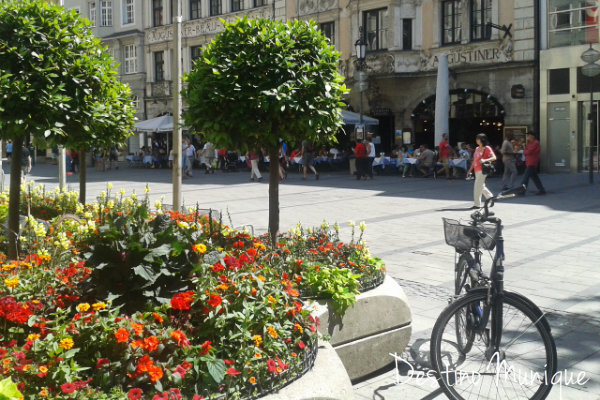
[466,131,546,208]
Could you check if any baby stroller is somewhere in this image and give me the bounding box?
[223,151,239,172]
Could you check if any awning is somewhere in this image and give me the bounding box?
[341,110,379,126]
[134,115,187,132]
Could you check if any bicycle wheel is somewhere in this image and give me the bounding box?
[455,253,474,295]
[431,291,557,400]
[454,254,476,353]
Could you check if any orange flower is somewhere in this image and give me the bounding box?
[135,355,153,373]
[266,326,278,339]
[148,365,163,382]
[143,336,160,352]
[131,323,144,337]
[152,312,164,323]
[199,340,212,355]
[170,330,190,348]
[115,328,130,343]
[249,376,256,384]
[251,287,257,295]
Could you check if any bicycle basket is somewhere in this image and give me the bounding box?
[442,218,497,251]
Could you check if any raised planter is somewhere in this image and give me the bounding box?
[308,275,412,381]
[259,340,354,400]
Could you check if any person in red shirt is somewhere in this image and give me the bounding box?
[466,133,496,208]
[354,140,367,180]
[436,133,451,179]
[520,132,546,195]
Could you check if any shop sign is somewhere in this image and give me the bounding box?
[420,41,513,71]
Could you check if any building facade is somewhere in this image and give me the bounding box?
[540,0,599,173]
[291,0,535,155]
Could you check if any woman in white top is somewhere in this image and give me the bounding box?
[366,137,376,179]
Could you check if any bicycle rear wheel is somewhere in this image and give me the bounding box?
[430,291,557,400]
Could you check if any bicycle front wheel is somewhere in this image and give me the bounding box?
[430,291,557,400]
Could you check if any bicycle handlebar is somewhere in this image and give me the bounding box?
[471,185,526,223]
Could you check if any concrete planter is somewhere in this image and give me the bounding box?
[309,275,412,381]
[259,340,354,400]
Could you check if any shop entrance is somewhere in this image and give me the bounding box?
[411,89,505,148]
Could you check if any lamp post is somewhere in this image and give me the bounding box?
[581,44,600,184]
[355,27,367,138]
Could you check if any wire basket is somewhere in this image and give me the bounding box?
[442,218,497,251]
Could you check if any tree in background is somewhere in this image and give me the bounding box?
[184,17,347,244]
[0,0,134,259]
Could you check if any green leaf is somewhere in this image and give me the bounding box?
[0,377,22,400]
[207,359,226,383]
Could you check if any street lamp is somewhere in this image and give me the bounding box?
[354,26,367,136]
[581,44,600,184]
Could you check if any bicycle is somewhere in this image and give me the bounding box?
[430,186,557,400]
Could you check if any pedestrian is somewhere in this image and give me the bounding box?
[520,132,546,195]
[300,140,319,180]
[6,141,12,160]
[466,133,496,208]
[501,131,517,190]
[202,141,216,174]
[365,136,375,179]
[436,133,451,179]
[353,139,367,180]
[416,144,435,177]
[278,139,288,182]
[247,149,262,182]
[21,145,32,177]
[183,138,195,177]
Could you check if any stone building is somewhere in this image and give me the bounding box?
[292,0,536,154]
[540,0,599,173]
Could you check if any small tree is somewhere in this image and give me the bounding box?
[184,17,347,244]
[0,0,134,258]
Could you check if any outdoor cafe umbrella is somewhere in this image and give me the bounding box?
[134,114,187,132]
[434,53,450,145]
[341,109,380,126]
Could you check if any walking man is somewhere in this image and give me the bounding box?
[520,132,546,195]
[436,133,451,179]
[501,131,517,190]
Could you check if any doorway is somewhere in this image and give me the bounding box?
[547,102,571,172]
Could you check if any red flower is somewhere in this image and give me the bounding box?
[297,341,306,350]
[170,330,190,348]
[193,396,205,400]
[208,294,222,308]
[128,388,143,400]
[170,291,195,311]
[174,364,188,378]
[96,358,110,368]
[199,341,212,355]
[153,312,164,323]
[224,359,234,366]
[115,328,130,343]
[267,358,277,373]
[211,263,225,273]
[152,393,169,400]
[169,388,182,399]
[61,383,76,394]
[226,367,241,376]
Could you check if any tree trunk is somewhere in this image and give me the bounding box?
[79,149,87,204]
[7,136,24,260]
[268,146,280,246]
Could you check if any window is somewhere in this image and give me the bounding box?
[124,44,137,74]
[364,8,387,51]
[442,0,462,45]
[548,0,599,48]
[153,0,163,27]
[191,45,202,68]
[549,68,570,95]
[471,0,492,41]
[254,0,267,6]
[210,0,222,16]
[402,18,412,50]
[122,0,134,25]
[577,66,600,92]
[319,22,335,45]
[88,2,96,26]
[100,0,112,26]
[154,51,164,82]
[131,95,140,110]
[190,0,201,19]
[231,0,242,12]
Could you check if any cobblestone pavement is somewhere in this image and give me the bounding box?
[8,162,600,400]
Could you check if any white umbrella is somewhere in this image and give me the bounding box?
[434,53,450,145]
[341,110,379,126]
[134,115,177,132]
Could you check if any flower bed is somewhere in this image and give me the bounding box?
[0,183,385,399]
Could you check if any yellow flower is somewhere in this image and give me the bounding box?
[266,326,278,339]
[257,276,266,283]
[215,283,228,291]
[40,387,48,397]
[4,276,19,289]
[59,338,74,350]
[252,335,262,347]
[92,302,106,311]
[349,220,356,227]
[192,243,207,254]
[76,303,90,312]
[254,353,262,358]
[267,295,276,304]
[38,366,48,373]
[2,264,16,271]
[359,221,367,231]
[294,323,303,333]
[107,183,113,189]
[253,242,266,251]
[26,334,41,341]
[144,185,151,194]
